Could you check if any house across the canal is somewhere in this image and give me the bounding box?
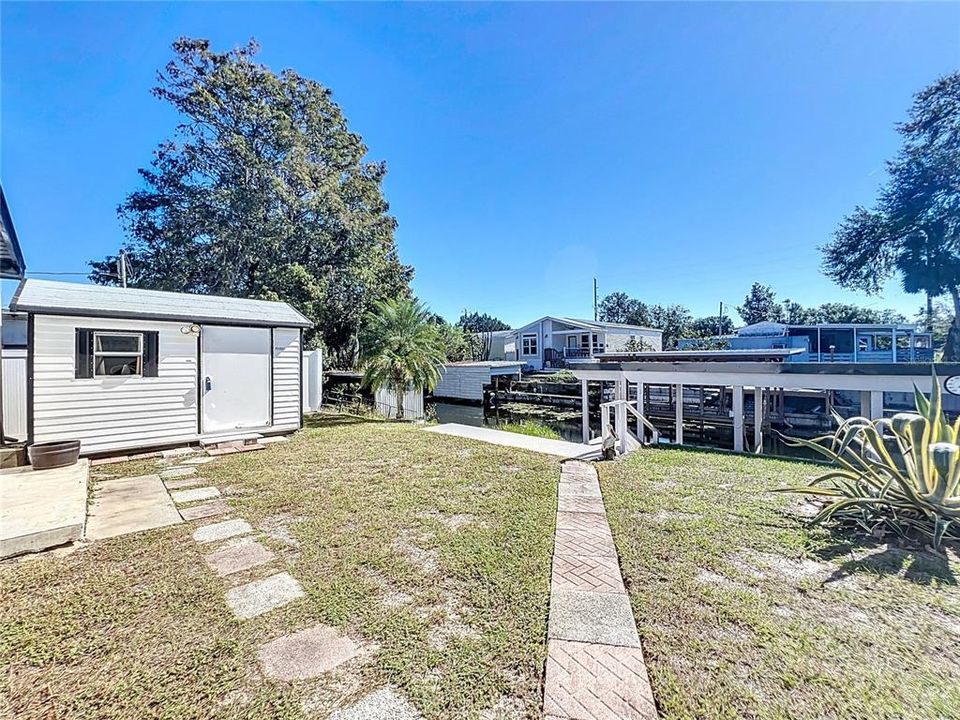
[679,321,934,363]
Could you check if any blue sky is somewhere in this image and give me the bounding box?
[2,2,958,326]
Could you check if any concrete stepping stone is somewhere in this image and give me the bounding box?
[554,528,617,558]
[556,511,611,532]
[170,486,221,504]
[192,518,252,544]
[329,687,422,720]
[161,466,197,479]
[548,589,640,648]
[259,436,289,445]
[544,639,656,720]
[258,624,360,680]
[179,499,230,521]
[163,477,203,490]
[181,456,216,465]
[205,540,275,576]
[226,572,305,619]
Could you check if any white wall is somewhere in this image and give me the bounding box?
[32,315,199,455]
[2,348,27,441]
[302,348,322,413]
[374,386,424,420]
[272,328,301,431]
[434,365,494,400]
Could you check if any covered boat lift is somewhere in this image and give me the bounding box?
[571,350,952,454]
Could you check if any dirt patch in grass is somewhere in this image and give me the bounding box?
[1,413,557,719]
[599,447,960,720]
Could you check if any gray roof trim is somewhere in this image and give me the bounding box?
[10,279,313,328]
[0,186,26,279]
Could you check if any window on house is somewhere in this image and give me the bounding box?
[94,332,143,376]
[75,328,159,378]
[592,334,605,353]
[521,333,538,356]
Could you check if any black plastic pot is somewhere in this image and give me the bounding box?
[28,440,81,470]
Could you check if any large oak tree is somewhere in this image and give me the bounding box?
[822,72,960,359]
[90,38,412,365]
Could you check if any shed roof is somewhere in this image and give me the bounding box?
[10,279,312,328]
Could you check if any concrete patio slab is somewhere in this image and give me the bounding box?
[329,687,423,720]
[258,624,360,680]
[424,423,596,459]
[179,499,231,521]
[205,540,275,576]
[86,473,183,541]
[160,466,197,479]
[192,518,252,544]
[226,572,305,619]
[548,589,640,648]
[0,460,89,558]
[544,639,657,720]
[170,486,221,504]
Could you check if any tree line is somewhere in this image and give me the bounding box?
[598,284,909,349]
[89,37,959,363]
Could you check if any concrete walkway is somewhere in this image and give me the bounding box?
[424,423,596,459]
[543,461,657,720]
[86,474,183,540]
[0,460,89,558]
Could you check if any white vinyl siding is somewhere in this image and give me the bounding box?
[32,315,198,455]
[272,328,301,430]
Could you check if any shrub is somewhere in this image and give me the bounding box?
[781,374,960,550]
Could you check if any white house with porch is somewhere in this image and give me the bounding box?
[507,317,662,370]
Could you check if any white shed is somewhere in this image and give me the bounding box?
[9,279,313,456]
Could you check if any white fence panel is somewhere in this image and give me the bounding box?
[374,386,425,420]
[301,349,323,413]
[2,350,27,441]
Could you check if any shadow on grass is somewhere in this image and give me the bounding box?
[303,412,386,429]
[812,534,958,587]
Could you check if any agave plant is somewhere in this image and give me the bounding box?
[781,373,960,550]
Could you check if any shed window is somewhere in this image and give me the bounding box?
[94,332,142,376]
[521,333,538,356]
[75,329,159,378]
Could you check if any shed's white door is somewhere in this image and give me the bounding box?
[201,326,271,433]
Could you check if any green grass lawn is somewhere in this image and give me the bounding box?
[599,447,960,720]
[1,413,559,720]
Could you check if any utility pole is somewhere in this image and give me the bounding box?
[717,301,724,336]
[593,278,598,322]
[119,249,127,288]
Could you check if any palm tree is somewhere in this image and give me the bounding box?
[360,298,446,420]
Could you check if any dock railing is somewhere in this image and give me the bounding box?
[600,399,660,456]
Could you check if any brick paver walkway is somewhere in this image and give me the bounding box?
[543,461,657,720]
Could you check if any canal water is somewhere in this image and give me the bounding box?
[429,401,585,443]
[428,400,824,461]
